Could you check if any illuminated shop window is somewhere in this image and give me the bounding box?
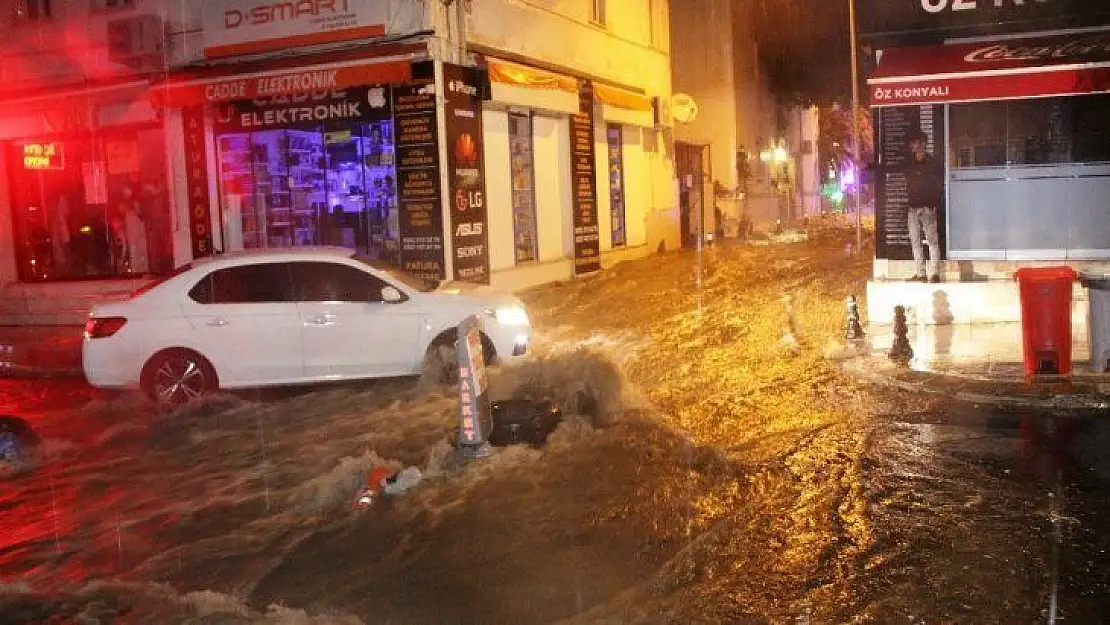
[508,112,538,263]
[6,131,173,281]
[607,124,627,247]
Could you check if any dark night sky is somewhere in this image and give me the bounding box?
[754,0,853,106]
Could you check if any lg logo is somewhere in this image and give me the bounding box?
[920,0,1050,13]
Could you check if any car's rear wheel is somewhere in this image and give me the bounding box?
[141,349,217,406]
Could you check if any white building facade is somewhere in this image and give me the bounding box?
[0,0,677,324]
[668,0,778,240]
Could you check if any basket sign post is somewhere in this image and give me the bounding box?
[457,315,493,459]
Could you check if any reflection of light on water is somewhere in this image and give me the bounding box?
[1048,468,1062,625]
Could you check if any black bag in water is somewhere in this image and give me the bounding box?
[489,400,563,447]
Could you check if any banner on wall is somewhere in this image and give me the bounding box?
[182,106,215,258]
[444,63,490,285]
[202,0,389,59]
[394,81,446,283]
[212,85,393,132]
[874,104,947,261]
[569,79,601,275]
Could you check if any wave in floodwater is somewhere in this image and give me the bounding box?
[1,349,746,624]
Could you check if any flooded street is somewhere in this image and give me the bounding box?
[2,228,1110,623]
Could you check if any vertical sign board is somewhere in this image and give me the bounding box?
[394,82,447,283]
[570,79,601,275]
[456,315,492,459]
[444,63,491,284]
[874,104,946,261]
[182,106,214,258]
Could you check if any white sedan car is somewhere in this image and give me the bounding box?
[82,247,531,404]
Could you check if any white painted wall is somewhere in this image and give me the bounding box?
[482,108,516,272]
[466,0,670,98]
[595,118,614,251]
[623,128,649,249]
[163,108,193,269]
[466,0,677,252]
[532,113,571,263]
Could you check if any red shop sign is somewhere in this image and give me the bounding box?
[151,61,412,108]
[22,142,65,170]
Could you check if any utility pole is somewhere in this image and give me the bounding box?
[849,0,863,252]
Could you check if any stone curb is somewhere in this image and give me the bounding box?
[840,356,1110,413]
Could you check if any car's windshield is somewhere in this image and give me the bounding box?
[353,254,437,293]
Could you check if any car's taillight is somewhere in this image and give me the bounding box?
[85,317,127,339]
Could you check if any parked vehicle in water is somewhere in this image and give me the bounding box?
[82,247,531,404]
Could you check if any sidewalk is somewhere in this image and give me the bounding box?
[841,322,1110,413]
[0,325,85,378]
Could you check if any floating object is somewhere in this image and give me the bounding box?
[383,467,423,496]
[0,416,39,473]
[354,466,396,509]
[489,400,564,447]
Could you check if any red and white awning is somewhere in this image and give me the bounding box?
[868,31,1110,107]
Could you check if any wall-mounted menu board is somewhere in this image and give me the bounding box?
[874,104,947,261]
[570,79,601,275]
[394,81,446,283]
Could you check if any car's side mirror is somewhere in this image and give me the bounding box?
[381,285,404,303]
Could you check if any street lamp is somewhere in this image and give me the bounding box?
[849,0,863,251]
[759,142,789,166]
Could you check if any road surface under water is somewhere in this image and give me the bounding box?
[1,368,1109,623]
[848,402,1110,624]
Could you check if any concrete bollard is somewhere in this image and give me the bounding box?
[845,295,865,340]
[888,305,914,366]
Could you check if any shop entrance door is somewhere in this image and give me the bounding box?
[675,142,711,248]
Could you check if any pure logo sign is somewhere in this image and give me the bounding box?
[919,0,1051,13]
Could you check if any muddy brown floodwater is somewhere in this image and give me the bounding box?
[2,222,1109,623]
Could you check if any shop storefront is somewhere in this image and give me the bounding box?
[153,48,459,280]
[859,0,1110,277]
[477,56,654,289]
[5,127,172,282]
[869,31,1110,264]
[860,0,1110,325]
[0,71,173,286]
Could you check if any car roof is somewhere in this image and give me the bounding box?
[189,246,356,268]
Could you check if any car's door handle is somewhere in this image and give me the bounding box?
[205,318,229,327]
[306,314,336,326]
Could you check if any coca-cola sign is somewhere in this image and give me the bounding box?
[964,38,1110,63]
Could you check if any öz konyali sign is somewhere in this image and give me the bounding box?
[859,0,1110,42]
[869,31,1110,106]
[203,0,388,58]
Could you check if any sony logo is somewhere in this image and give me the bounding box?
[225,0,350,29]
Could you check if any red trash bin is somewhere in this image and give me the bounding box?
[1015,267,1076,376]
